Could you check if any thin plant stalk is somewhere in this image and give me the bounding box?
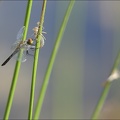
[3,0,33,119]
[28,0,47,119]
[34,0,75,119]
[91,50,120,119]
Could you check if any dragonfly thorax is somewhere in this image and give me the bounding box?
[27,38,34,45]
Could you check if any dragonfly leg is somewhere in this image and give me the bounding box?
[26,50,34,56]
[29,45,38,51]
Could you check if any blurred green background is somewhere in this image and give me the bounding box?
[0,1,120,119]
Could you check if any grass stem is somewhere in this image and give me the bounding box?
[3,0,33,119]
[28,0,47,119]
[91,50,120,119]
[34,0,75,119]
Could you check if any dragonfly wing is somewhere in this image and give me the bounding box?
[11,41,20,51]
[11,26,26,51]
[16,49,27,62]
[13,45,34,63]
[16,26,25,41]
[9,47,27,63]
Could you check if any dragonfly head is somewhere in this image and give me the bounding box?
[27,38,34,45]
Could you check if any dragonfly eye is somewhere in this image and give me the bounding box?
[27,38,33,45]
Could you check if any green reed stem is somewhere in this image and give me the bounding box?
[91,50,120,119]
[28,0,47,119]
[3,0,33,119]
[34,0,75,119]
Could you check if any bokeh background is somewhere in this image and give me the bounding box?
[0,1,120,119]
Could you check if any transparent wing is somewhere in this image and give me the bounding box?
[11,42,20,51]
[17,26,25,40]
[17,50,27,63]
[14,48,27,62]
[11,26,25,51]
[13,45,33,62]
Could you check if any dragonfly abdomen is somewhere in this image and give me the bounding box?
[1,49,19,66]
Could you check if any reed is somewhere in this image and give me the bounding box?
[28,0,47,119]
[33,0,75,119]
[3,0,33,119]
[91,50,120,119]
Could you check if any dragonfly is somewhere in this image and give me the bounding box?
[1,26,36,66]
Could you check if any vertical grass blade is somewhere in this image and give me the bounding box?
[3,0,33,119]
[28,0,47,119]
[91,50,120,119]
[34,0,75,119]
